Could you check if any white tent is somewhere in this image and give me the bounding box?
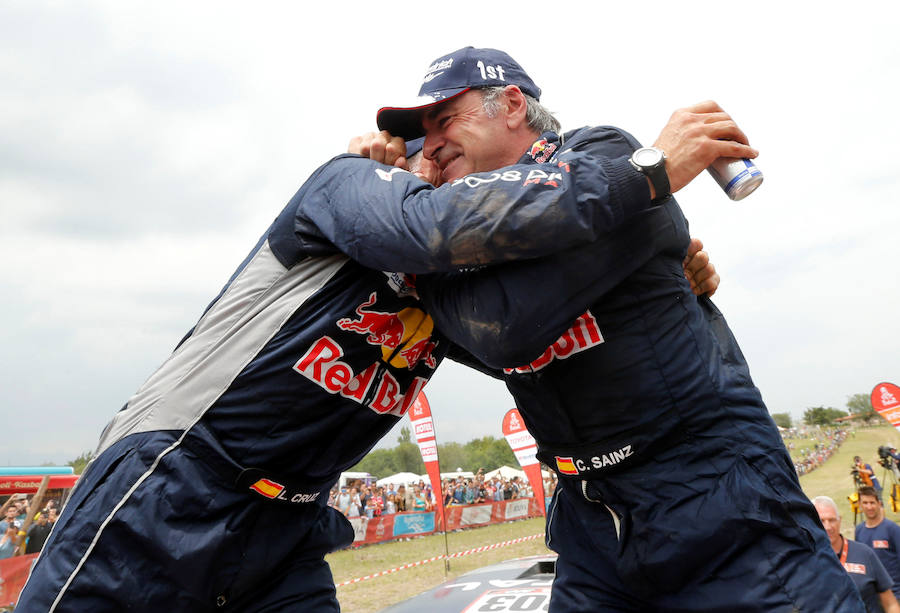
[438,470,474,480]
[376,472,421,487]
[485,465,526,481]
[485,465,553,480]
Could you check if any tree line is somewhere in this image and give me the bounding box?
[64,429,517,477]
[348,427,517,477]
[771,392,877,429]
[65,393,881,474]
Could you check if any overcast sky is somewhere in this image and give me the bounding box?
[2,2,898,466]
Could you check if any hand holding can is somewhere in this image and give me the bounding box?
[652,101,759,196]
[707,157,764,201]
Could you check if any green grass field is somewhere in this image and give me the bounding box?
[799,425,900,537]
[329,516,548,612]
[328,424,900,612]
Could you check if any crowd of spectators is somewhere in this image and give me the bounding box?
[326,469,558,518]
[0,495,59,560]
[329,480,434,519]
[782,427,850,476]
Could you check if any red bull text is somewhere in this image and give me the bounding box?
[293,292,436,416]
[504,311,604,374]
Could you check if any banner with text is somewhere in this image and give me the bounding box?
[502,408,546,515]
[408,391,447,531]
[872,382,900,432]
[347,497,544,546]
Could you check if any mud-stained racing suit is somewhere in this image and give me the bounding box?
[415,127,865,612]
[18,140,657,612]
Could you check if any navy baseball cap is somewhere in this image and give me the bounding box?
[377,47,542,140]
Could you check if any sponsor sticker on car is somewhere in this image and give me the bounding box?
[462,588,550,612]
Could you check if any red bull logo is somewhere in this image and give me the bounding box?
[336,292,437,369]
[504,311,604,374]
[293,336,429,415]
[292,292,438,416]
[528,138,557,164]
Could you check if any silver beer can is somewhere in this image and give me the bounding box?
[707,157,764,201]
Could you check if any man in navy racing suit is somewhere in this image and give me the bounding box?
[16,120,718,609]
[374,46,864,612]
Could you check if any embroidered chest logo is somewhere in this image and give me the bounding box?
[528,138,558,164]
[293,292,437,416]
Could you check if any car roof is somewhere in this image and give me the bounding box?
[377,554,557,613]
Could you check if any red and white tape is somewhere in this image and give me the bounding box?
[336,533,545,587]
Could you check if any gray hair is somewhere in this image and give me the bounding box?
[479,86,561,135]
[812,495,840,518]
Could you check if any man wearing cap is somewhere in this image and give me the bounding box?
[367,46,863,611]
[16,96,718,612]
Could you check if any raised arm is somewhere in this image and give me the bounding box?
[416,198,687,368]
[413,126,716,368]
[280,130,652,273]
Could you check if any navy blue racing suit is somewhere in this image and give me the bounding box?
[416,127,864,612]
[17,142,653,612]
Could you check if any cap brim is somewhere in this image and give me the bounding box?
[376,88,470,140]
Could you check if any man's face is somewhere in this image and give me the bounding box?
[422,90,518,183]
[5,508,16,520]
[860,494,882,519]
[815,503,842,542]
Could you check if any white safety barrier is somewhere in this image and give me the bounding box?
[336,533,545,587]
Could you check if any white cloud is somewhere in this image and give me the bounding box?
[2,1,898,466]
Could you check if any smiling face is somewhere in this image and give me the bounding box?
[421,89,527,184]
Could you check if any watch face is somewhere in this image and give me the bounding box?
[633,147,663,167]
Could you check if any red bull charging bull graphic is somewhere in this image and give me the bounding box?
[528,137,557,164]
[336,292,438,369]
[293,291,438,416]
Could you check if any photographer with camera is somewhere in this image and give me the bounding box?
[858,455,884,501]
[880,446,900,481]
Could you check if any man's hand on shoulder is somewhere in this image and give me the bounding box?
[654,101,759,194]
[348,130,409,168]
[683,237,720,297]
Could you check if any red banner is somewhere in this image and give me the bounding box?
[346,498,544,546]
[872,382,900,430]
[502,409,546,515]
[0,553,38,607]
[408,391,447,531]
[0,475,78,496]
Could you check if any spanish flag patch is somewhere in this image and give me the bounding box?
[249,478,285,499]
[555,456,578,475]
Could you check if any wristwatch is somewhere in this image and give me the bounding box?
[629,147,671,202]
